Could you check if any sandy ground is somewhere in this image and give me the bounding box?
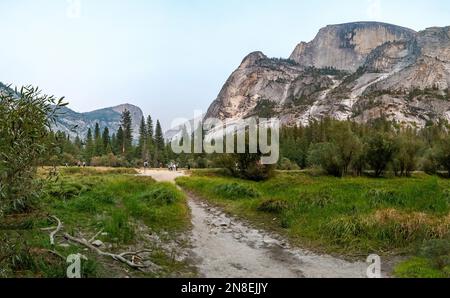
[139,169,369,278]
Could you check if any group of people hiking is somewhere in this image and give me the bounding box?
[65,160,190,171]
[168,162,179,172]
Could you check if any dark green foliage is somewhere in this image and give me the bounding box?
[137,116,148,160]
[0,86,66,215]
[137,184,180,205]
[84,128,94,162]
[214,183,260,199]
[364,132,397,177]
[419,239,450,271]
[258,199,289,213]
[120,109,133,160]
[307,142,344,177]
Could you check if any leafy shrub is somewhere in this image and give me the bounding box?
[137,185,180,205]
[258,199,289,213]
[278,158,301,170]
[364,132,397,177]
[214,183,260,199]
[0,86,66,216]
[90,154,131,168]
[307,143,344,177]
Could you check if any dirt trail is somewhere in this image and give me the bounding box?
[139,169,369,278]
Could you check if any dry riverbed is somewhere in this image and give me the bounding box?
[140,170,371,278]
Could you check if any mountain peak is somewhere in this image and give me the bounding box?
[206,21,450,128]
[239,51,268,69]
[54,104,144,140]
[290,21,416,72]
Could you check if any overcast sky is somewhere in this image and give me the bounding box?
[1,0,450,129]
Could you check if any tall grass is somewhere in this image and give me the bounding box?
[177,171,450,255]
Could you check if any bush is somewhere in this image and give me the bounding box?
[0,86,66,216]
[214,183,261,199]
[137,184,180,205]
[90,153,130,168]
[258,199,289,213]
[46,181,91,200]
[364,132,397,177]
[421,148,439,175]
[278,158,301,170]
[307,143,343,177]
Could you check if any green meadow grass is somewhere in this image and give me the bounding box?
[1,168,191,278]
[176,170,450,278]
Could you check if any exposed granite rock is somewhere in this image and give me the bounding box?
[53,103,144,140]
[206,22,450,128]
[289,22,416,72]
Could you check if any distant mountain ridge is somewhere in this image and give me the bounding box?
[0,83,144,140]
[54,104,144,140]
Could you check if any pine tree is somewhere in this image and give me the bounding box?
[154,120,165,165]
[154,120,165,151]
[146,115,154,163]
[111,133,117,155]
[84,128,94,163]
[74,135,83,160]
[116,126,124,155]
[94,123,103,156]
[102,127,110,153]
[121,109,133,159]
[147,115,154,143]
[137,116,147,160]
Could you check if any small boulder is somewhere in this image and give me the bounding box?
[92,240,104,247]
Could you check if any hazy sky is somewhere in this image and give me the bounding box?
[1,0,450,129]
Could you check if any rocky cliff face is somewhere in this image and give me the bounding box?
[54,103,144,140]
[289,22,416,72]
[206,22,450,127]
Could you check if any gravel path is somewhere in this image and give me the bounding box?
[139,169,369,278]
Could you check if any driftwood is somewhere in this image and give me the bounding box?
[49,216,63,246]
[88,229,104,243]
[63,233,158,270]
[44,216,158,271]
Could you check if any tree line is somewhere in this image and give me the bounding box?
[279,117,450,177]
[45,110,169,168]
[45,108,450,178]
